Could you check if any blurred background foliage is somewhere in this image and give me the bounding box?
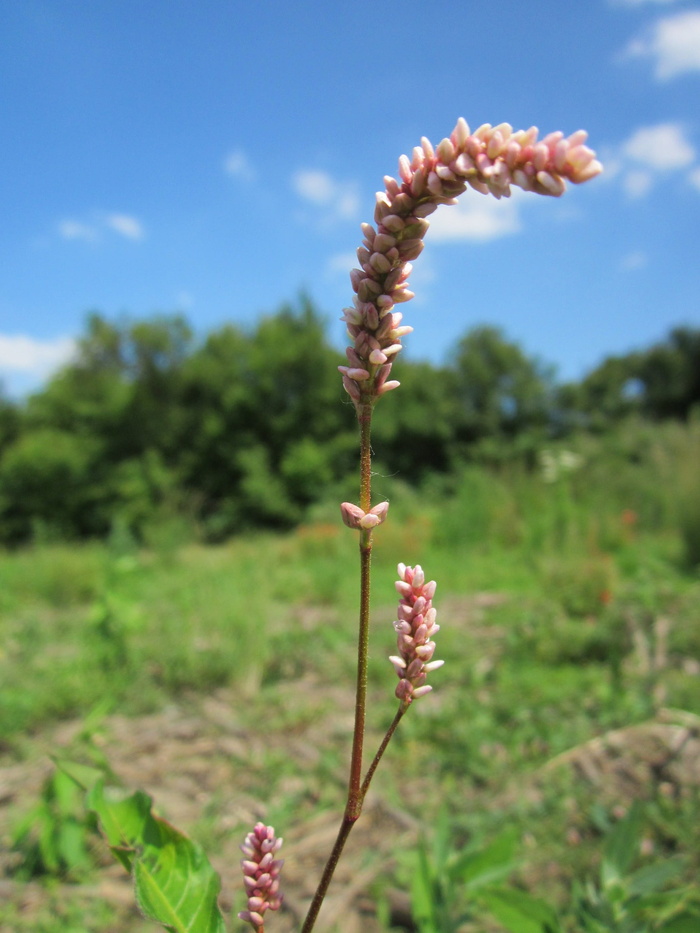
[1,298,700,932]
[1,296,699,549]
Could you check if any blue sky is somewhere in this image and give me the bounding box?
[1,0,699,397]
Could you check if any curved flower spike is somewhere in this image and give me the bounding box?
[340,118,602,407]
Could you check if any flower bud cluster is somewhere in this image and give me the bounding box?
[339,118,602,406]
[340,500,389,530]
[238,822,284,931]
[389,563,444,703]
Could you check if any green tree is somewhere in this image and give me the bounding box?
[450,326,554,451]
[0,429,100,542]
[561,326,700,429]
[0,391,20,457]
[638,326,700,420]
[370,360,460,480]
[175,296,355,535]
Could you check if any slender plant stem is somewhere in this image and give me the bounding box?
[300,704,409,933]
[357,401,373,513]
[359,703,407,802]
[346,401,374,819]
[300,400,376,933]
[299,816,355,933]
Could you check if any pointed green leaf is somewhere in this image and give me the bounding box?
[432,806,452,874]
[601,802,644,888]
[626,857,687,898]
[452,828,519,890]
[86,780,226,933]
[54,757,107,792]
[412,838,439,933]
[480,887,563,933]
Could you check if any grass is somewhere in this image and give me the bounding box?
[1,421,699,931]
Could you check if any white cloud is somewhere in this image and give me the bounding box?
[0,334,76,376]
[326,252,357,276]
[174,290,194,309]
[613,122,697,197]
[58,212,145,243]
[224,148,256,181]
[623,122,695,169]
[294,170,335,204]
[292,169,359,221]
[58,219,98,242]
[620,251,648,271]
[428,189,522,242]
[624,10,700,79]
[623,169,654,198]
[106,213,144,240]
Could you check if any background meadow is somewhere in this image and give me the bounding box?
[1,305,699,932]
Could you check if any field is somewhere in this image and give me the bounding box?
[1,421,699,932]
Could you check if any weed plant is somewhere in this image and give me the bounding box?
[1,121,699,933]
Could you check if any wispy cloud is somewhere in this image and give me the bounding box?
[620,251,648,271]
[689,166,700,192]
[0,334,76,376]
[106,213,144,239]
[292,169,359,222]
[613,0,680,7]
[428,190,522,243]
[326,251,357,277]
[623,10,700,79]
[611,122,698,197]
[57,212,145,243]
[57,219,98,242]
[224,148,256,181]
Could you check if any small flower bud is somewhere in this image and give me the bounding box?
[340,501,390,530]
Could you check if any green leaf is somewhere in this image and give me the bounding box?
[54,757,108,792]
[452,828,519,890]
[432,806,453,875]
[601,802,644,888]
[657,912,700,933]
[480,887,563,933]
[86,779,226,933]
[626,857,687,898]
[412,838,439,933]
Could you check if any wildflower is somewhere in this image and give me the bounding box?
[339,119,602,406]
[389,563,444,703]
[238,822,284,932]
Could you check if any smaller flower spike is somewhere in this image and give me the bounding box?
[389,563,444,704]
[238,822,284,932]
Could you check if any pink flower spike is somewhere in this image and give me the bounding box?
[389,564,443,705]
[238,823,284,932]
[340,119,601,407]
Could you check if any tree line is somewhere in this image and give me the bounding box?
[0,296,698,544]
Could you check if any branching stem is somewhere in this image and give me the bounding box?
[302,399,405,933]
